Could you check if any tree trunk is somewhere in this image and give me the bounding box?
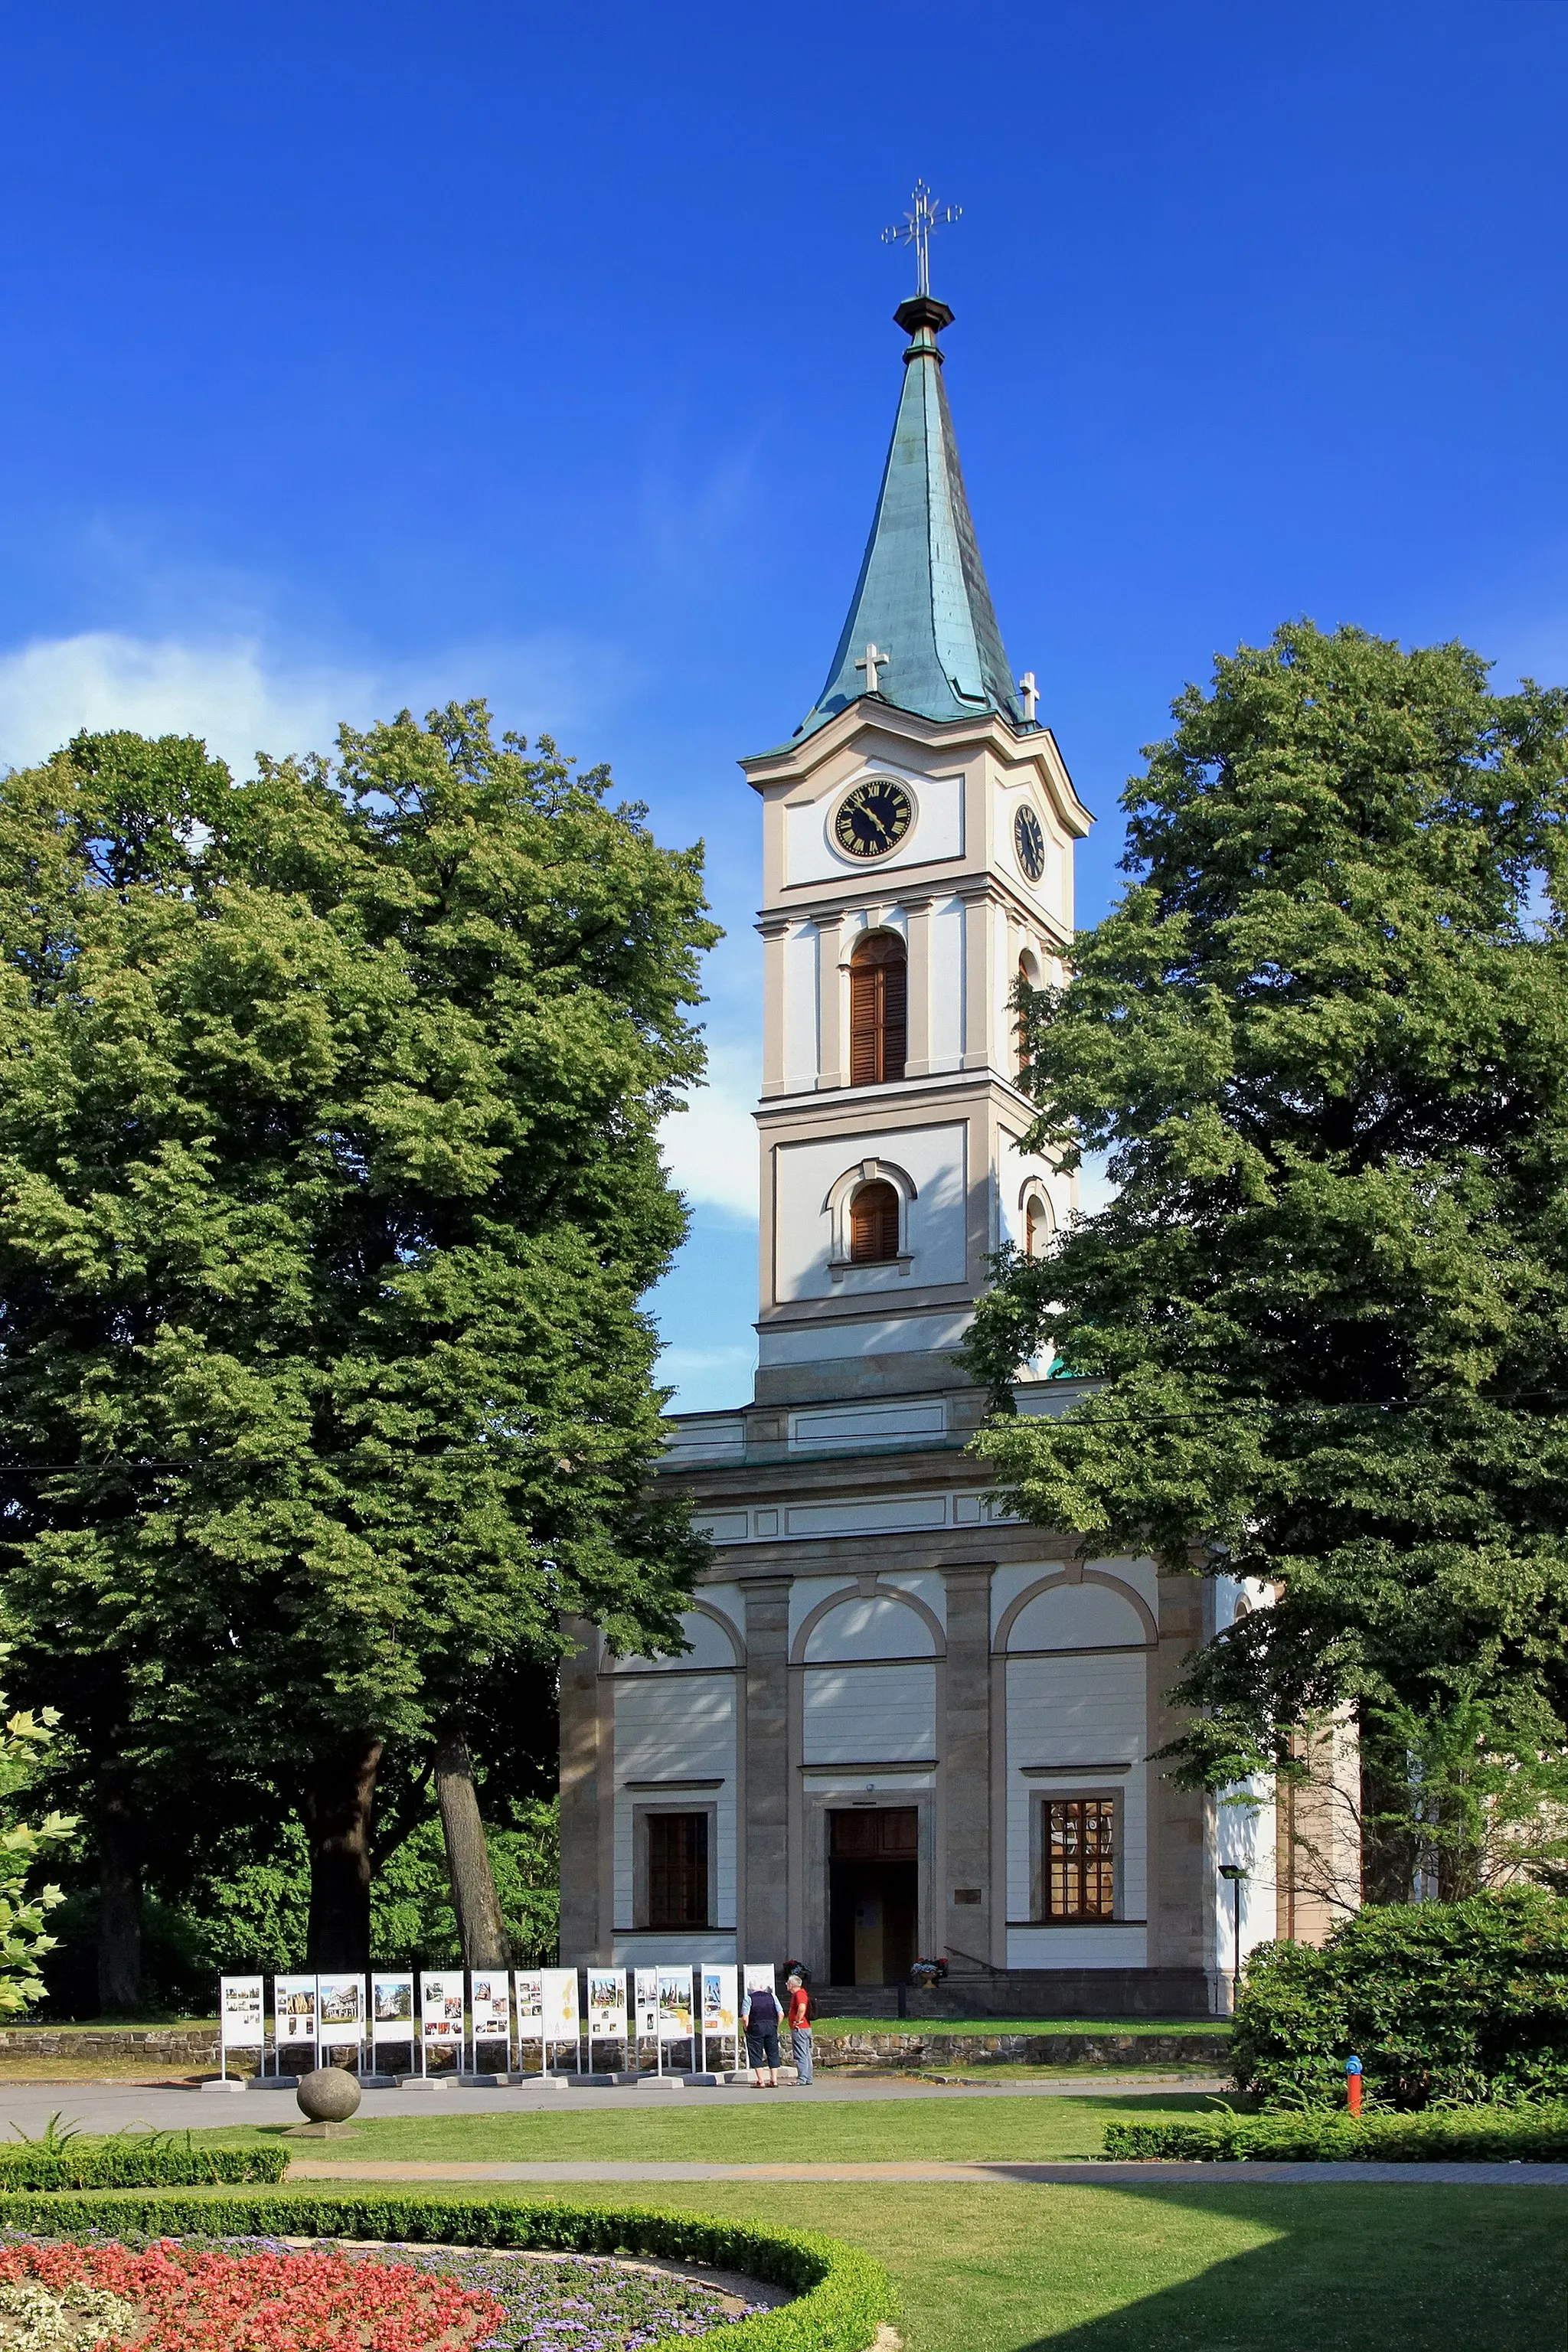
[434,1726,511,1968]
[96,1792,142,2017]
[302,1736,383,1969]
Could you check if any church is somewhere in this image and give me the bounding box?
[558,260,1330,2017]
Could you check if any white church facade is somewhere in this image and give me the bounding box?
[559,283,1340,2014]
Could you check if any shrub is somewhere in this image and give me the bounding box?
[0,2190,893,2350]
[1232,1886,1568,2107]
[1103,2104,1568,2162]
[0,2143,288,2190]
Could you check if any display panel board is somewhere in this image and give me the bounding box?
[656,1965,694,2044]
[420,1969,466,2064]
[541,1968,581,2047]
[633,1968,658,2047]
[743,1963,779,2001]
[220,1975,265,2049]
[514,1971,545,2042]
[586,1968,627,2050]
[316,1975,364,2062]
[274,1975,318,2057]
[470,1971,511,2047]
[371,1973,415,2046]
[701,1964,738,2066]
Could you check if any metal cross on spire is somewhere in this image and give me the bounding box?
[881,180,962,299]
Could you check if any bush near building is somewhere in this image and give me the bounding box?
[1231,1886,1568,2107]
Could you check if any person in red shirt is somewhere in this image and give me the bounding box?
[785,1965,814,2087]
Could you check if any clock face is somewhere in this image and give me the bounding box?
[835,777,913,861]
[1014,805,1047,883]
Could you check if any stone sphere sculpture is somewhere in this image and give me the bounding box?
[296,2066,362,2124]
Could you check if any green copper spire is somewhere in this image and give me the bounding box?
[795,294,1024,739]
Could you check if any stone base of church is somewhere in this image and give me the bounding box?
[808,1968,1218,2020]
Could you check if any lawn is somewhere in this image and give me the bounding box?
[191,2089,1235,2164]
[292,2178,1566,2351]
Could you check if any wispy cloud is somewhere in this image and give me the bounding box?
[660,1043,759,1221]
[0,628,632,779]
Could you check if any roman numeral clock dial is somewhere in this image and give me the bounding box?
[835,777,913,860]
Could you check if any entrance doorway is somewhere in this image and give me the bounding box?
[828,1806,919,1984]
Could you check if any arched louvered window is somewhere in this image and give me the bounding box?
[849,933,906,1086]
[1025,1194,1053,1260]
[849,1179,902,1263]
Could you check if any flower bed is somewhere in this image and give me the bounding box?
[0,2195,891,2352]
[0,2236,501,2349]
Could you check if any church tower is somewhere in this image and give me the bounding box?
[557,240,1262,2018]
[746,287,1091,1405]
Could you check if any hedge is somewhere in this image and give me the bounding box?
[0,2143,288,2190]
[1103,2103,1568,2162]
[0,2188,893,2351]
[1232,1887,1568,2108]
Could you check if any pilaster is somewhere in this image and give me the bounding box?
[941,1562,994,1975]
[816,916,848,1089]
[961,890,991,1070]
[1148,1570,1208,1981]
[903,894,934,1076]
[743,1577,792,1957]
[760,916,789,1096]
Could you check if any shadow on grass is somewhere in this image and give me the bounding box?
[1012,2184,1567,2352]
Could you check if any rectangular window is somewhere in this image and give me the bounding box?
[645,1812,710,1929]
[1045,1797,1116,1920]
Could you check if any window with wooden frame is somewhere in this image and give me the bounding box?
[1024,1193,1053,1261]
[644,1811,710,1929]
[849,933,906,1085]
[1044,1796,1116,1921]
[849,1178,901,1264]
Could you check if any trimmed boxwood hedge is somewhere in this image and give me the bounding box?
[0,2144,289,2190]
[0,2187,893,2351]
[1103,2104,1568,2162]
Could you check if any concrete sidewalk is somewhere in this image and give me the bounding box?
[289,2155,1568,2187]
[0,2075,1226,2137]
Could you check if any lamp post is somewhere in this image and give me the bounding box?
[1217,1863,1247,2014]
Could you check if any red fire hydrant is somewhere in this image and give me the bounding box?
[1345,2055,1364,2117]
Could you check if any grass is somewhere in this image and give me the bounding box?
[515,2180,1568,2349]
[248,2178,1560,2351]
[180,2091,1235,2164]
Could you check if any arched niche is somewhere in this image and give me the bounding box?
[792,1582,946,1666]
[995,1570,1156,1654]
[609,1600,745,1673]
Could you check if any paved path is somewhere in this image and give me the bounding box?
[0,2076,1226,2137]
[289,2156,1568,2187]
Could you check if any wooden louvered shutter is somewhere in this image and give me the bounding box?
[850,1179,901,1263]
[848,934,907,1085]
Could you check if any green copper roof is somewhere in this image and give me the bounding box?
[795,296,1024,740]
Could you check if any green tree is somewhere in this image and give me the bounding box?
[0,1674,76,2016]
[0,707,716,1991]
[965,622,1568,1798]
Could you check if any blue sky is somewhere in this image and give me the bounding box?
[3,2,1566,1409]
